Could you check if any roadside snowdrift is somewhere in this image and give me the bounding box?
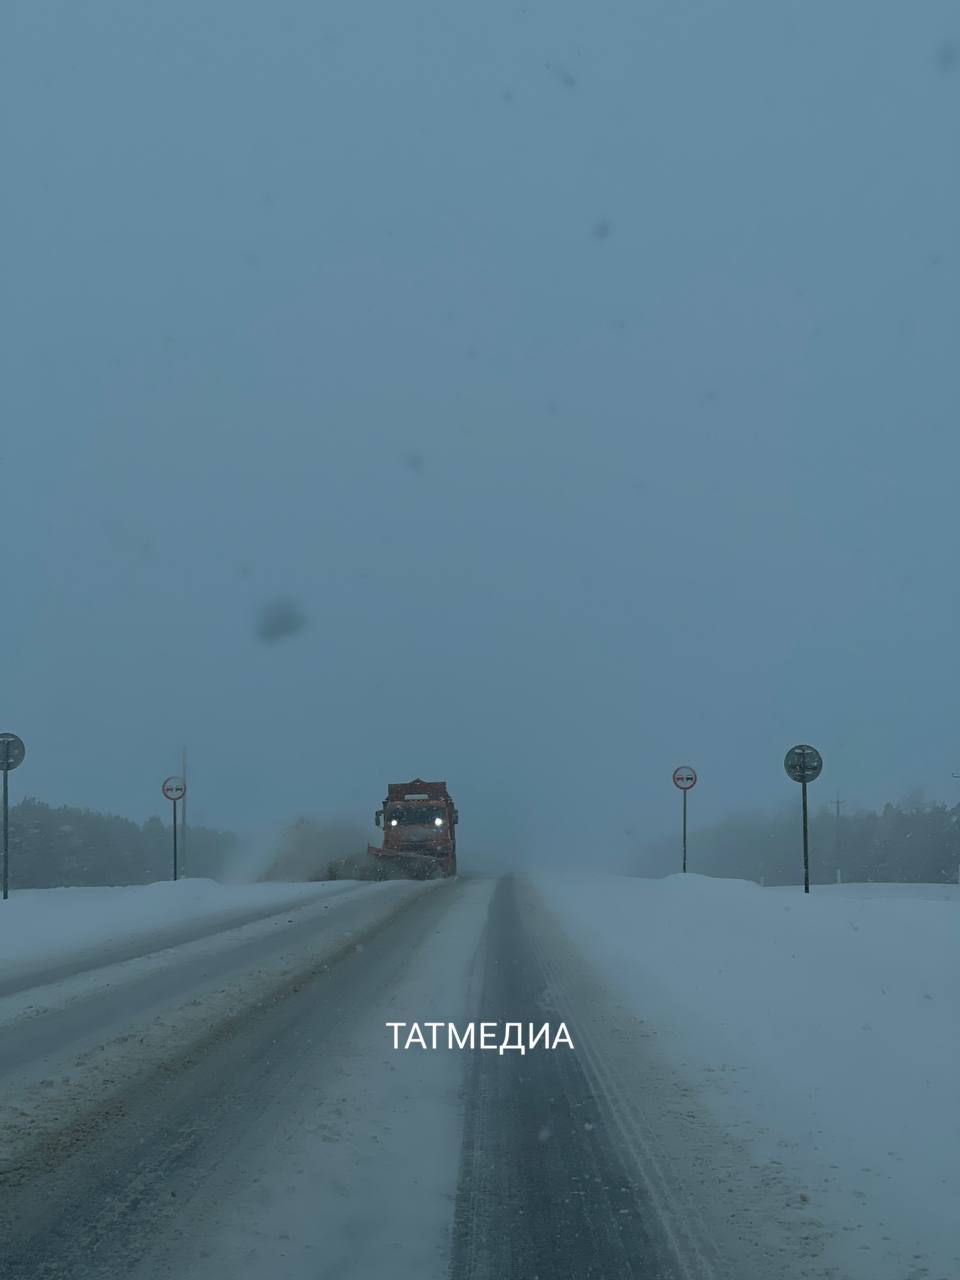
[0,878,348,976]
[534,874,959,1280]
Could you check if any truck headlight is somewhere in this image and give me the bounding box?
[434,817,444,827]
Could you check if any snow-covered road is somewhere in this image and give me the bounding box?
[0,874,953,1280]
[0,879,361,997]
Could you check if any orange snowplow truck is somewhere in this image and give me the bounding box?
[368,779,458,879]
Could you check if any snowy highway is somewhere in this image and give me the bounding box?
[0,875,955,1280]
[0,886,369,1003]
[9,0,957,1275]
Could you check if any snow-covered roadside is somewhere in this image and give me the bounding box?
[533,874,960,1280]
[0,880,421,1034]
[0,878,354,980]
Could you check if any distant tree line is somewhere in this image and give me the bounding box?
[17,790,959,890]
[641,793,960,885]
[7,797,239,889]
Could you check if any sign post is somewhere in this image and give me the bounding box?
[784,745,823,893]
[180,747,188,876]
[162,776,187,881]
[0,734,25,902]
[672,766,697,873]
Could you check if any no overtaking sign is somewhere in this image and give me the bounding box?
[672,765,696,874]
[162,776,186,880]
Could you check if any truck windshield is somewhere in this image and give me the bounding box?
[388,806,444,826]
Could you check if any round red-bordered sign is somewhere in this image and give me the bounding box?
[672,766,697,791]
[162,775,186,801]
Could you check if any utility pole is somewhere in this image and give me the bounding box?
[833,792,845,883]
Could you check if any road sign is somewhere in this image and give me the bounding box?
[673,766,697,791]
[162,776,186,881]
[784,745,822,784]
[0,734,25,772]
[784,744,822,894]
[0,733,25,901]
[672,766,697,874]
[162,776,186,801]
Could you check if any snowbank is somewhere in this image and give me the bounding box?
[534,873,960,1280]
[0,878,351,977]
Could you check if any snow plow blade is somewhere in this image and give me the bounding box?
[367,845,456,880]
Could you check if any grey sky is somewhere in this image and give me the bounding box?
[4,2,959,864]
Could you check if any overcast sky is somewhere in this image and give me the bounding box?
[3,1,959,865]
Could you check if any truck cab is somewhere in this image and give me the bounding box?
[369,779,458,878]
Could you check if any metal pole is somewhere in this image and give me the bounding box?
[1,756,8,902]
[172,798,179,882]
[181,747,187,878]
[802,780,810,893]
[682,789,688,873]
